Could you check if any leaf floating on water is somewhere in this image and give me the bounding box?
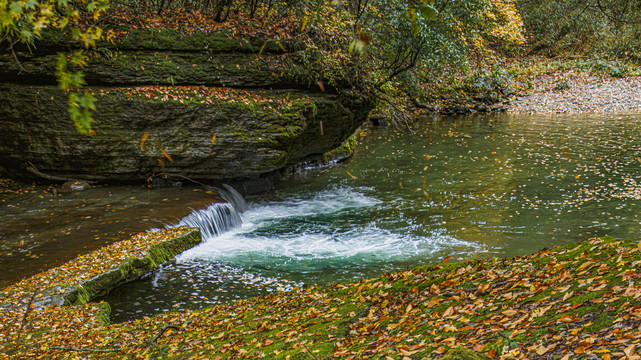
[346,171,358,180]
[161,149,173,162]
[442,255,452,264]
[211,134,216,143]
[140,131,148,150]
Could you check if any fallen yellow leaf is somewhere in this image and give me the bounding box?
[625,344,636,357]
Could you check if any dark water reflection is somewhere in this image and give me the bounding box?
[0,185,219,287]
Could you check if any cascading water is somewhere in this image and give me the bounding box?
[179,186,482,276]
[103,112,641,322]
[216,184,248,213]
[169,185,244,239]
[105,185,484,322]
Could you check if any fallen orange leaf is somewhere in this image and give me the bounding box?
[162,149,173,162]
[140,131,148,150]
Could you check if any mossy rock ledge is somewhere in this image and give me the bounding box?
[0,28,374,190]
[35,227,202,309]
[0,227,202,333]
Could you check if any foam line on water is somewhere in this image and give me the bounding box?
[242,186,379,223]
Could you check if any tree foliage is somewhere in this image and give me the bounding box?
[518,0,641,59]
[1,0,110,134]
[2,0,526,131]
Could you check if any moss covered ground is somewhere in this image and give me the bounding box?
[2,235,641,359]
[0,227,200,358]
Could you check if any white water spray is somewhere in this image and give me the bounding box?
[170,185,245,239]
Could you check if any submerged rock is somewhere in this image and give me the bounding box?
[61,180,91,191]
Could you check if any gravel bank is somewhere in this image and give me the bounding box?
[508,71,641,113]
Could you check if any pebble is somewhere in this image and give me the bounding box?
[508,71,641,113]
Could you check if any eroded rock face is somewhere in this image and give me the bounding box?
[0,85,371,183]
[0,28,373,187]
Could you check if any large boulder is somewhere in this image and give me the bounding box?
[0,84,370,183]
[0,26,373,188]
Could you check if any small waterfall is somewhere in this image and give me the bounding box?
[170,185,245,240]
[216,184,248,212]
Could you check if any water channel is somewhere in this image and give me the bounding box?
[2,112,641,322]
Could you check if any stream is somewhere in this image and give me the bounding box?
[2,112,641,322]
[105,112,641,321]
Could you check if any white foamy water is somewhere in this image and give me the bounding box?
[178,187,483,269]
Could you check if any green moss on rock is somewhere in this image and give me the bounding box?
[62,228,201,306]
[321,134,357,163]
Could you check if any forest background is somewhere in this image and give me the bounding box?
[4,0,641,133]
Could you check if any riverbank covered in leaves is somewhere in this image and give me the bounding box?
[0,227,201,358]
[2,235,641,359]
[507,71,641,114]
[409,57,641,117]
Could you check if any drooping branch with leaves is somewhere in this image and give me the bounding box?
[1,0,111,134]
[2,0,525,132]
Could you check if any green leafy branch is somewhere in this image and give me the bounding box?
[1,0,110,135]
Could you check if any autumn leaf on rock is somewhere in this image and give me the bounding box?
[162,149,173,161]
[140,131,148,150]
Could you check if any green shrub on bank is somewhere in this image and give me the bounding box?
[517,0,641,62]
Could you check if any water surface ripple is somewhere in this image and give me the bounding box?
[88,113,641,320]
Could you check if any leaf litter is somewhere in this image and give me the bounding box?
[2,235,641,359]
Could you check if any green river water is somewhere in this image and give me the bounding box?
[104,112,641,321]
[1,112,640,322]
